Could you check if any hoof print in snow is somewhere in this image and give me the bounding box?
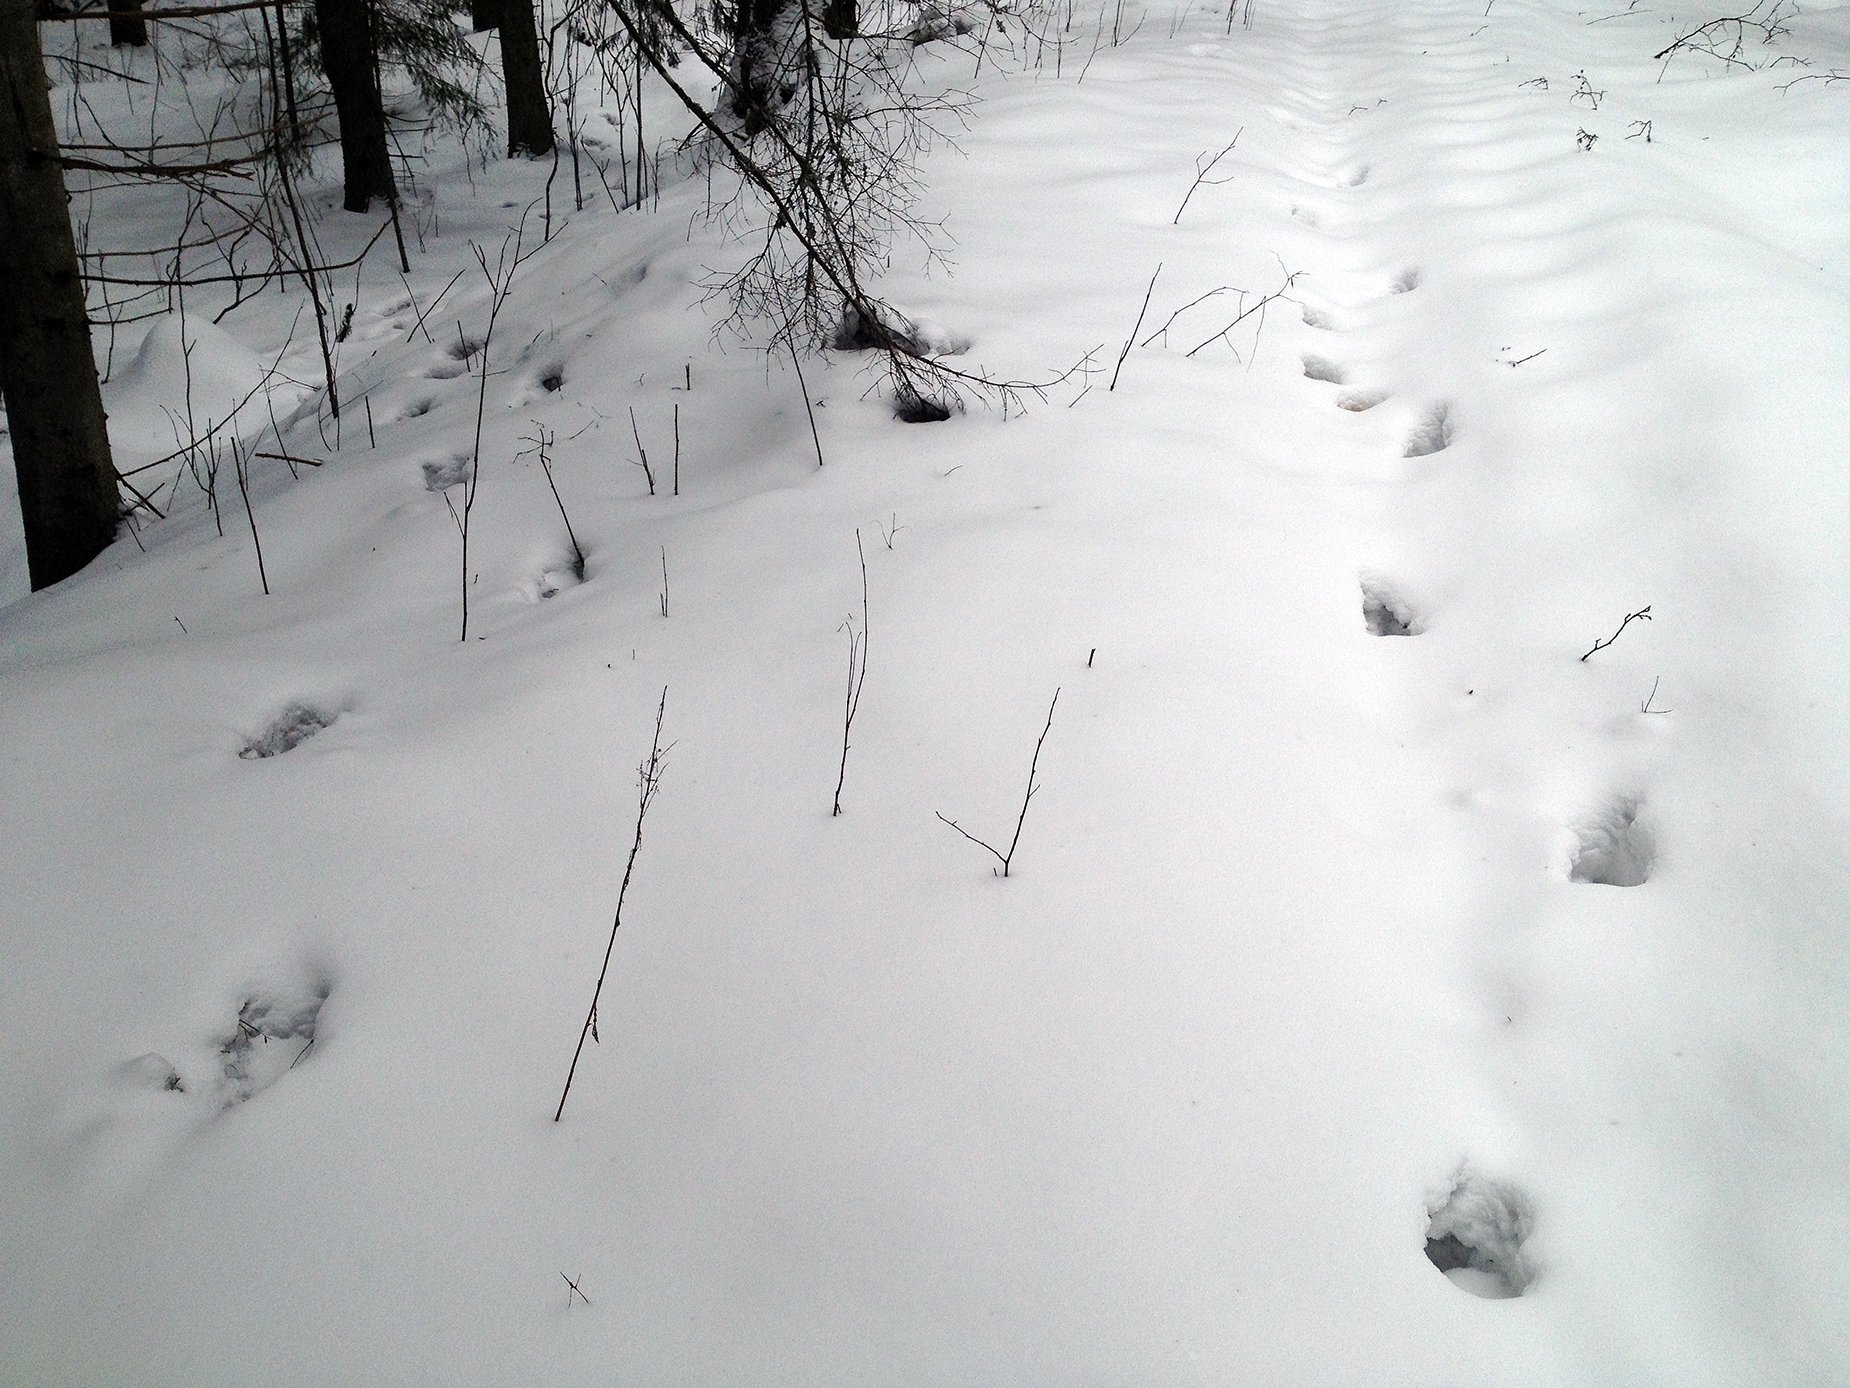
[907,6,976,45]
[1361,579,1419,636]
[398,396,434,421]
[1425,1167,1535,1299]
[536,557,587,600]
[1301,305,1336,330]
[422,454,470,491]
[219,979,329,1107]
[1337,388,1388,412]
[1403,404,1453,457]
[1390,267,1422,294]
[117,1052,185,1093]
[240,704,336,759]
[834,303,925,355]
[895,389,954,424]
[1570,799,1652,886]
[834,304,970,358]
[1302,355,1347,384]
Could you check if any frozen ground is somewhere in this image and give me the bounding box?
[2,0,1848,1384]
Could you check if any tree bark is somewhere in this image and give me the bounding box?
[730,0,787,136]
[315,0,394,211]
[470,0,500,32]
[499,0,552,157]
[110,0,149,47]
[821,0,855,41]
[0,0,119,589]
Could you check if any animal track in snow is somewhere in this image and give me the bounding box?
[217,975,330,1107]
[894,387,954,423]
[1301,305,1336,331]
[1425,1165,1535,1299]
[1345,164,1371,187]
[1360,577,1419,636]
[1390,267,1422,294]
[397,396,434,421]
[1336,388,1389,411]
[531,555,586,600]
[1291,204,1322,227]
[1302,355,1347,384]
[1403,403,1453,457]
[421,454,470,491]
[241,704,338,759]
[1570,798,1653,887]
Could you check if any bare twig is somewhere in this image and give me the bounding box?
[935,688,1061,878]
[1172,131,1242,225]
[832,530,869,817]
[554,687,670,1123]
[629,405,655,494]
[1581,605,1652,661]
[1110,264,1161,391]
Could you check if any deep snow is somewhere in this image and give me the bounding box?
[3,1,1848,1384]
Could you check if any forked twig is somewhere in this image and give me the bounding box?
[936,689,1061,877]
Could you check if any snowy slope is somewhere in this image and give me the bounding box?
[2,1,1848,1384]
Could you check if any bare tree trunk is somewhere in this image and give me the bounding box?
[821,0,855,40]
[110,0,149,47]
[499,0,553,157]
[471,0,500,31]
[315,0,394,211]
[0,0,119,589]
[730,0,788,136]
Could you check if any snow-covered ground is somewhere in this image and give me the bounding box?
[3,1,1848,1383]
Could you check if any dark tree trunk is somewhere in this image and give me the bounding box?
[821,0,855,40]
[499,0,553,157]
[315,0,394,211]
[0,0,119,589]
[470,0,500,32]
[730,0,787,136]
[110,0,149,47]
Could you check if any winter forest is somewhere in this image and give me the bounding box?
[1,0,1846,1381]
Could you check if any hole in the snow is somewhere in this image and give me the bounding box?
[1570,799,1652,886]
[1302,355,1347,384]
[908,6,976,44]
[1404,403,1452,457]
[117,1052,185,1093]
[1337,388,1389,411]
[537,554,587,599]
[833,303,925,355]
[219,978,330,1107]
[539,368,565,393]
[1301,305,1336,330]
[447,333,484,361]
[1346,164,1370,187]
[1391,267,1422,294]
[240,705,336,759]
[895,389,954,424]
[1425,1166,1535,1299]
[399,397,434,420]
[1361,579,1419,636]
[421,454,470,491]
